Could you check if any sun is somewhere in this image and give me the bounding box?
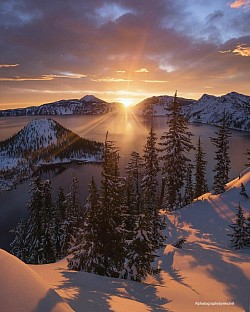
[119,98,134,107]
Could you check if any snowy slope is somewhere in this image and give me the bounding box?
[134,95,195,116]
[184,92,250,131]
[0,118,103,191]
[0,249,73,312]
[27,169,250,312]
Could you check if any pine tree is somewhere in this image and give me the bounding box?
[67,177,83,238]
[54,187,68,259]
[126,151,143,214]
[240,183,248,199]
[68,177,104,273]
[122,212,160,282]
[10,219,28,262]
[69,133,125,277]
[183,164,194,206]
[228,204,248,250]
[194,137,208,198]
[141,126,165,249]
[25,177,45,263]
[41,180,56,263]
[159,91,193,210]
[211,113,231,194]
[245,215,250,246]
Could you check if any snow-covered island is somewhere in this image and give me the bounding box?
[1,169,250,312]
[0,118,103,192]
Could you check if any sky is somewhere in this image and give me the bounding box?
[0,0,250,109]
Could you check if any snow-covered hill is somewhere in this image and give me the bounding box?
[134,92,250,132]
[134,95,195,116]
[2,169,249,311]
[184,92,250,131]
[0,95,116,117]
[0,118,103,191]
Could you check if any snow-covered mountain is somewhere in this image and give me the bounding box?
[134,95,195,116]
[1,169,249,311]
[184,92,250,131]
[135,92,250,132]
[0,95,115,117]
[0,118,103,191]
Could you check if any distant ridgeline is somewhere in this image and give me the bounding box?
[0,118,104,191]
[134,91,250,132]
[0,95,118,116]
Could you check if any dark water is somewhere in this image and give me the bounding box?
[1,112,250,251]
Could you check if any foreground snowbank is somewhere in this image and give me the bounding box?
[0,249,73,312]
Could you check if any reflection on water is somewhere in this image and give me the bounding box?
[1,112,250,250]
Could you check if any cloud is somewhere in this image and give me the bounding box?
[232,44,250,56]
[218,50,231,54]
[0,73,87,81]
[142,80,168,83]
[0,64,20,68]
[92,77,133,82]
[230,0,250,9]
[135,68,149,73]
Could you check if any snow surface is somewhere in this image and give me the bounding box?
[1,169,250,311]
[0,249,73,312]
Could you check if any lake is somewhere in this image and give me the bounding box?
[1,111,250,251]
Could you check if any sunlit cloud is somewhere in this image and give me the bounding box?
[0,64,20,68]
[116,70,126,73]
[232,44,250,56]
[0,73,87,81]
[92,78,133,82]
[230,0,250,9]
[142,80,169,83]
[135,68,149,73]
[218,50,231,54]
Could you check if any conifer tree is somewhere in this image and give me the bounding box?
[126,151,143,214]
[194,137,208,198]
[68,177,104,272]
[142,127,165,248]
[41,180,56,263]
[245,215,250,246]
[122,212,160,282]
[183,164,194,206]
[159,91,193,210]
[10,219,28,262]
[67,177,83,238]
[25,176,45,263]
[211,113,231,194]
[228,204,248,250]
[69,133,125,277]
[240,183,248,199]
[54,187,67,259]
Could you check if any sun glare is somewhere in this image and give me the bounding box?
[119,98,134,107]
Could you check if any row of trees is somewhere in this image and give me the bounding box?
[11,177,83,264]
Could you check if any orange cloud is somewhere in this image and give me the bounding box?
[0,73,87,81]
[232,44,250,56]
[142,80,168,83]
[135,68,149,73]
[92,77,133,82]
[0,64,20,68]
[230,0,250,8]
